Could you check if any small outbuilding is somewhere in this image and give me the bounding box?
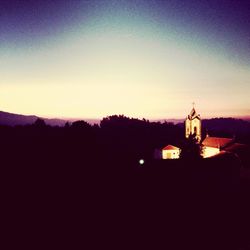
[162,145,181,159]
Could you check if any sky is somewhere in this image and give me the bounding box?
[1,0,250,119]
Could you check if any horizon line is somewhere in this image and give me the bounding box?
[1,109,250,122]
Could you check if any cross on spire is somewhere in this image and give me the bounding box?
[192,102,195,108]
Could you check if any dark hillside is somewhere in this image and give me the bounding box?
[202,118,250,144]
[0,110,67,126]
[1,116,249,249]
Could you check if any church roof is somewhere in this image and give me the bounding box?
[223,143,249,154]
[162,145,180,150]
[208,142,249,161]
[190,108,196,117]
[202,137,233,149]
[187,108,200,120]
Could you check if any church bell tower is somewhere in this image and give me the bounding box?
[185,104,201,143]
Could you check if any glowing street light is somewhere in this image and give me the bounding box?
[139,159,144,165]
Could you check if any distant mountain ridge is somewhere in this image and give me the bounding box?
[0,110,101,126]
[0,111,185,126]
[151,118,185,124]
[1,111,250,132]
[0,111,68,126]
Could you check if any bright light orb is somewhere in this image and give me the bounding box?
[139,159,144,165]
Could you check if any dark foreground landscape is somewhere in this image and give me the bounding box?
[1,116,250,249]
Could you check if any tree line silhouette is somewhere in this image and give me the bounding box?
[0,115,185,168]
[1,115,250,167]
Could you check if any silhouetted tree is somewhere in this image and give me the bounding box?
[64,122,70,128]
[180,134,202,160]
[33,118,46,127]
[71,120,91,129]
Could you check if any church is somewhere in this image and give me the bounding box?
[184,105,248,159]
[184,105,239,158]
[185,105,201,143]
[162,104,202,159]
[161,104,247,159]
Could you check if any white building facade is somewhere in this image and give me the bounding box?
[162,145,181,159]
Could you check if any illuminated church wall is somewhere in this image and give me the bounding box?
[202,146,220,158]
[185,107,201,143]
